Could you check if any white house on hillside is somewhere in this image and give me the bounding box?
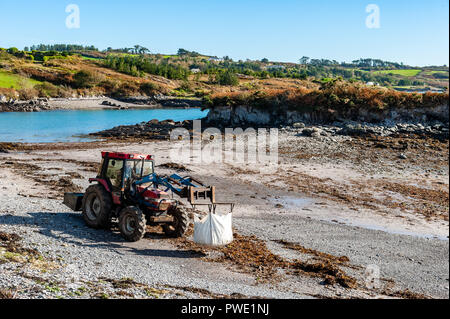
[208,57,224,63]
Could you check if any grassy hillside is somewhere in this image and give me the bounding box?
[373,69,422,77]
[0,70,42,89]
[0,48,317,99]
[0,46,448,102]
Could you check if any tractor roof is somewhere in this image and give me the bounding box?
[102,151,153,161]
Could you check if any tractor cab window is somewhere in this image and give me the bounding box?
[124,160,143,181]
[123,160,154,182]
[142,160,154,177]
[106,159,124,189]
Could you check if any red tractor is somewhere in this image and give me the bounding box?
[64,151,222,242]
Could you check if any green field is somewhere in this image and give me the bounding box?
[373,69,422,77]
[81,56,103,61]
[0,70,41,89]
[422,70,449,77]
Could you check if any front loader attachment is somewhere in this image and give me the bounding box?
[167,174,235,213]
[188,186,216,204]
[187,185,235,214]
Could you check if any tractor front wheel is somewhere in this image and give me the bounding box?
[82,184,112,229]
[118,206,147,242]
[162,206,189,238]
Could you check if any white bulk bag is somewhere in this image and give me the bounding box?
[193,213,233,246]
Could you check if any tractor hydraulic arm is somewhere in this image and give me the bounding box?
[134,173,211,200]
[134,173,233,212]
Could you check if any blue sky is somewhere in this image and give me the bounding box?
[0,0,448,66]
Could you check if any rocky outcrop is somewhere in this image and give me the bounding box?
[205,104,449,127]
[101,100,128,109]
[90,119,192,140]
[115,95,203,108]
[0,99,51,112]
[89,112,449,142]
[206,106,272,126]
[286,121,449,141]
[158,97,202,108]
[202,103,449,141]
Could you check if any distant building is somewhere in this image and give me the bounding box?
[366,81,379,86]
[208,57,224,63]
[190,68,201,74]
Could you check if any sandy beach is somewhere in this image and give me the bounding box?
[0,127,448,299]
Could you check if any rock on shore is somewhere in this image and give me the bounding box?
[289,121,449,141]
[90,119,192,140]
[90,117,449,142]
[115,95,203,108]
[0,99,51,112]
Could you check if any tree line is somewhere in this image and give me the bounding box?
[25,44,98,52]
[299,56,409,70]
[104,55,190,80]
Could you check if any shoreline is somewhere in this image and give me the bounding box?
[1,120,448,145]
[0,96,204,113]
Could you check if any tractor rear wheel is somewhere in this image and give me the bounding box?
[118,206,147,242]
[162,206,189,238]
[82,184,112,229]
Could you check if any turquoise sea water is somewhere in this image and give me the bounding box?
[0,108,208,143]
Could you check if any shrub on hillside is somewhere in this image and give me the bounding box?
[35,82,59,97]
[17,87,39,100]
[216,71,239,86]
[73,70,97,89]
[56,85,74,98]
[99,79,119,93]
[195,90,209,98]
[139,82,159,95]
[7,48,19,55]
[19,67,73,86]
[179,80,194,92]
[113,82,140,97]
[433,73,449,79]
[0,87,17,99]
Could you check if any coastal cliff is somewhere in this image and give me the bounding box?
[205,103,449,127]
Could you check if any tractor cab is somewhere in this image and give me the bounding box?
[98,151,155,192]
